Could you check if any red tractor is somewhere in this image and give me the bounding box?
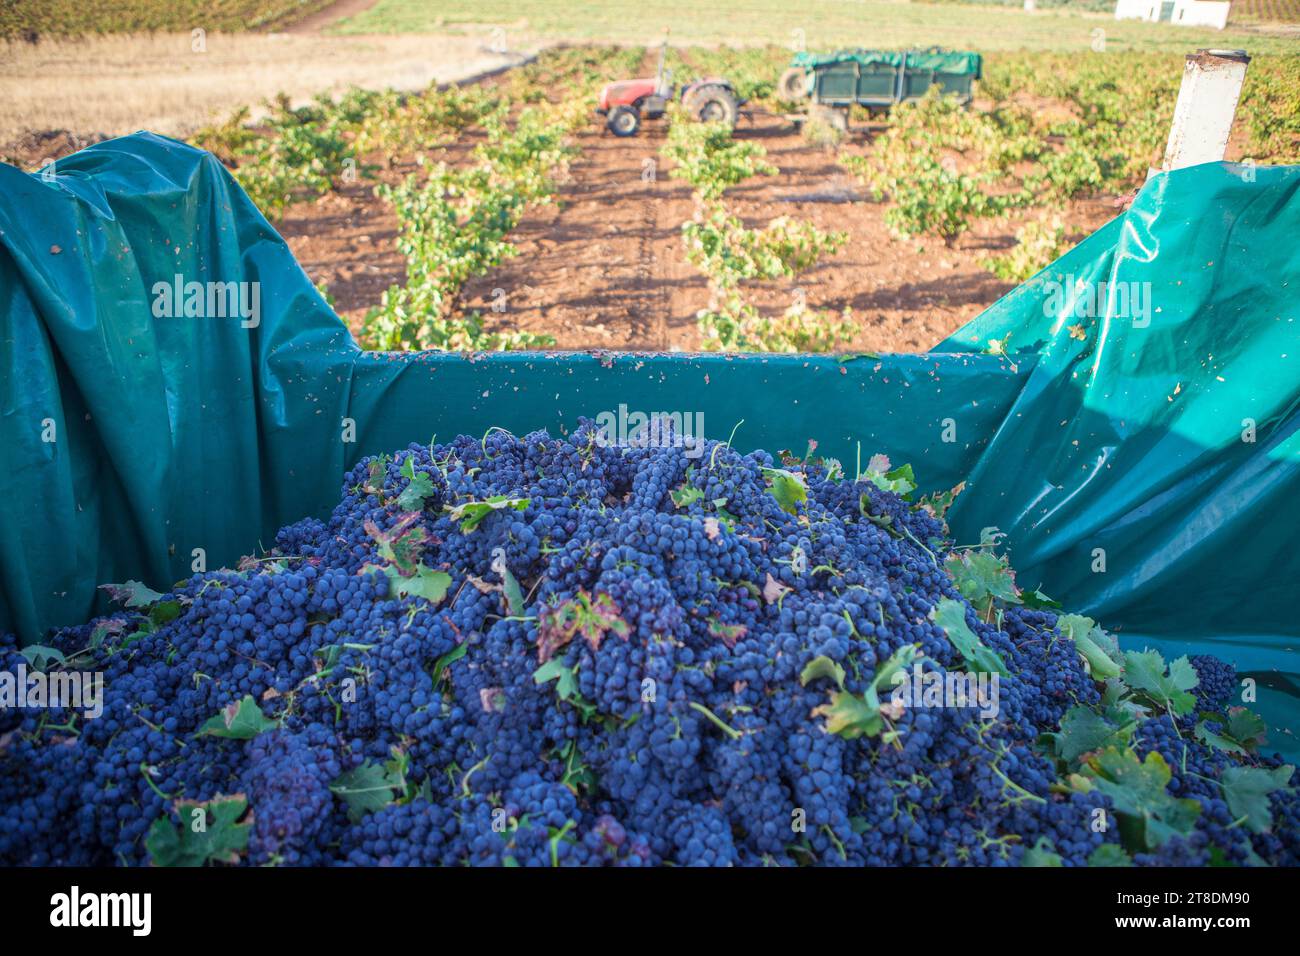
[596,43,742,137]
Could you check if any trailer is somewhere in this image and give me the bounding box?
[779,48,982,130]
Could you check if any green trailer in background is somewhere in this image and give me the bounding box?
[779,48,982,129]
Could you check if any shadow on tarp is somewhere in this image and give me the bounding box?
[0,133,1296,757]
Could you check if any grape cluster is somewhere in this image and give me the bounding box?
[1,424,1294,866]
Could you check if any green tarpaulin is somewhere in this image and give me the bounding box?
[791,48,982,76]
[0,134,1296,756]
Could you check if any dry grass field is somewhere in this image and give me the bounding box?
[0,30,540,148]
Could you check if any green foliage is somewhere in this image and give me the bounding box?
[1221,765,1294,834]
[1081,748,1201,850]
[683,207,848,289]
[1050,706,1132,765]
[1057,614,1123,681]
[814,644,921,741]
[663,112,777,201]
[197,696,279,739]
[697,298,856,353]
[1022,837,1064,867]
[1196,708,1268,756]
[19,644,64,672]
[885,156,1010,245]
[982,215,1068,282]
[860,454,916,498]
[664,120,852,353]
[537,590,630,663]
[800,654,847,690]
[223,95,355,222]
[1122,649,1199,718]
[761,467,808,514]
[1238,59,1300,165]
[146,794,252,867]
[360,104,575,352]
[930,597,1009,676]
[330,753,408,822]
[446,495,530,533]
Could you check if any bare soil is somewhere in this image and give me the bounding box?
[280,106,1118,353]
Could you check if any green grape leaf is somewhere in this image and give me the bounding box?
[385,564,452,605]
[1226,708,1268,749]
[918,481,965,520]
[501,564,526,617]
[1023,837,1063,867]
[537,591,629,662]
[1122,649,1198,716]
[446,495,530,533]
[533,658,598,719]
[19,645,65,672]
[397,471,437,512]
[197,696,279,739]
[330,760,406,822]
[148,600,184,630]
[1058,614,1123,681]
[761,468,807,515]
[365,513,427,573]
[799,655,846,690]
[1087,844,1133,867]
[145,794,251,866]
[534,658,579,700]
[1221,765,1293,834]
[430,641,468,685]
[100,580,165,608]
[1082,748,1200,849]
[1021,587,1062,611]
[1054,706,1125,764]
[670,484,704,508]
[813,689,879,739]
[944,552,1021,607]
[930,598,1008,676]
[861,454,917,498]
[1195,720,1246,756]
[814,644,919,740]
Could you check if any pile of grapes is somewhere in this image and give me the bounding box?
[2,422,1295,866]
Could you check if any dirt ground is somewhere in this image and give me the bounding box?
[280,100,1118,354]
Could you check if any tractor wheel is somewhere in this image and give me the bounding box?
[685,84,739,127]
[778,68,809,100]
[607,105,641,137]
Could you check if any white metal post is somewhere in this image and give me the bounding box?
[1161,48,1250,172]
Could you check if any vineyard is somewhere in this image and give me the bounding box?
[176,45,1300,354]
[0,0,336,37]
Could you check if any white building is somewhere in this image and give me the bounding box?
[1114,0,1231,29]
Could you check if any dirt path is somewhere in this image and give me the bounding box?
[280,0,380,34]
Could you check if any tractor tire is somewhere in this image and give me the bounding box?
[607,105,641,137]
[778,67,810,101]
[685,84,739,127]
